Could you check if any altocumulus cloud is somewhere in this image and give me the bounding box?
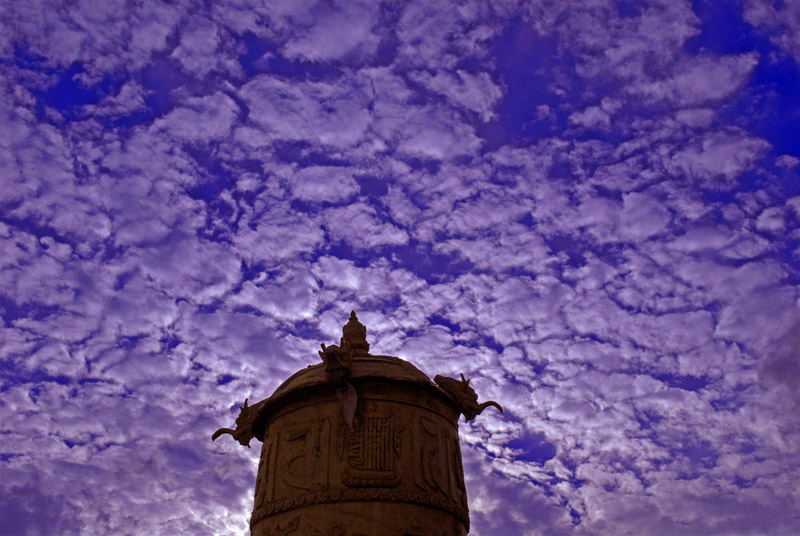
[1,0,799,535]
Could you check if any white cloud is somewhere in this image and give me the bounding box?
[636,53,759,106]
[153,92,240,142]
[2,0,185,75]
[392,106,483,160]
[569,99,623,131]
[619,190,672,242]
[279,0,381,62]
[239,75,371,148]
[669,129,770,189]
[755,205,786,232]
[395,2,502,70]
[84,81,147,117]
[170,15,225,77]
[409,69,504,121]
[289,165,360,203]
[323,202,409,248]
[228,264,319,320]
[744,0,800,62]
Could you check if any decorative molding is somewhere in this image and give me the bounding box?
[250,488,469,529]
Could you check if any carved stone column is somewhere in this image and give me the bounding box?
[213,312,501,536]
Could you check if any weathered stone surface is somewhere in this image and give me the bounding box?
[213,312,502,535]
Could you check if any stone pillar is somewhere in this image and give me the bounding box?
[213,313,501,536]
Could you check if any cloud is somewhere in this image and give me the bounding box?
[744,0,800,62]
[153,92,240,142]
[84,81,147,117]
[568,98,623,131]
[619,190,672,242]
[170,14,235,78]
[635,53,760,107]
[323,202,409,248]
[380,104,483,160]
[531,0,700,83]
[396,2,503,70]
[669,128,770,189]
[2,0,185,75]
[409,69,504,121]
[288,165,360,203]
[239,75,371,148]
[233,207,325,266]
[279,0,381,62]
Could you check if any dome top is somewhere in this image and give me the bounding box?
[250,353,444,440]
[212,311,502,447]
[248,312,448,439]
[270,353,439,400]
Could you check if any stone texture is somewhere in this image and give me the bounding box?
[213,312,502,535]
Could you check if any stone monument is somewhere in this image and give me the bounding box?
[213,311,502,535]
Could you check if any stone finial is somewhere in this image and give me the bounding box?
[341,310,370,357]
[318,311,370,431]
[434,373,503,421]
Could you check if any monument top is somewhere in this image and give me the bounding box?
[213,311,502,448]
[212,311,502,535]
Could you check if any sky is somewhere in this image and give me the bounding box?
[0,0,799,534]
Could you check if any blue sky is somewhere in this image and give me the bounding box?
[1,0,799,534]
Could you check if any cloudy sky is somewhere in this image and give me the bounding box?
[1,0,799,534]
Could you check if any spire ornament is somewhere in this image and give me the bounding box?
[341,310,370,357]
[318,311,369,430]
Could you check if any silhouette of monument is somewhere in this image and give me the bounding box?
[214,311,502,535]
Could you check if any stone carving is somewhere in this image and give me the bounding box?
[415,415,448,495]
[319,311,370,430]
[279,418,330,491]
[413,412,466,507]
[266,516,299,536]
[212,397,261,447]
[341,309,371,357]
[341,412,401,487]
[319,342,352,385]
[214,312,500,536]
[433,373,503,421]
[401,525,425,536]
[336,381,359,432]
[254,434,277,509]
[449,434,467,509]
[310,520,348,536]
[318,311,371,382]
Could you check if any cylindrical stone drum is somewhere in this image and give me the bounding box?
[249,355,469,536]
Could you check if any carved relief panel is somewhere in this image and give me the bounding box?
[277,417,330,494]
[338,402,402,487]
[254,433,277,510]
[413,410,466,509]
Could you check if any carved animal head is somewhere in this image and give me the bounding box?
[434,373,503,421]
[212,398,257,447]
[319,342,351,384]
